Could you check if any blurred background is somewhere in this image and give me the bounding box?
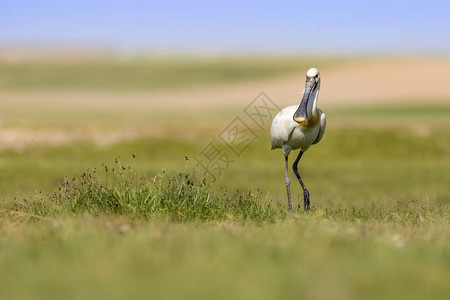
[1,0,449,205]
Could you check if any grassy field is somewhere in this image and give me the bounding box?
[0,56,345,91]
[0,57,449,299]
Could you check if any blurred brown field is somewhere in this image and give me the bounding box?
[1,53,449,150]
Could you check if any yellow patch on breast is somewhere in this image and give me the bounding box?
[299,112,321,128]
[293,116,306,123]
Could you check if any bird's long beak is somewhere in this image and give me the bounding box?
[293,77,316,123]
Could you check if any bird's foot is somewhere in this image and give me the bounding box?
[303,189,310,211]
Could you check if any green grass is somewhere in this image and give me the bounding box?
[0,212,448,300]
[10,165,282,223]
[0,56,343,91]
[333,103,450,119]
[0,57,449,299]
[1,109,448,299]
[1,116,448,205]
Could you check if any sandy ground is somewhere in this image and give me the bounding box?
[0,128,151,151]
[2,58,450,108]
[1,58,449,150]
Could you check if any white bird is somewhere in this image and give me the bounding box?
[270,68,326,211]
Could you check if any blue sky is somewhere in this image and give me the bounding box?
[2,0,450,54]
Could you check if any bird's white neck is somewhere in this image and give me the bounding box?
[307,79,320,119]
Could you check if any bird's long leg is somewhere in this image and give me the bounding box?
[284,155,292,212]
[292,151,310,211]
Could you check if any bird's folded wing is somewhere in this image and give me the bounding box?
[313,110,326,145]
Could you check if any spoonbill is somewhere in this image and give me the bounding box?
[270,68,326,211]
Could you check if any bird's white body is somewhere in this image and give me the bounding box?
[270,106,326,156]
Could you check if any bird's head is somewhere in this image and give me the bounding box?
[293,68,321,124]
